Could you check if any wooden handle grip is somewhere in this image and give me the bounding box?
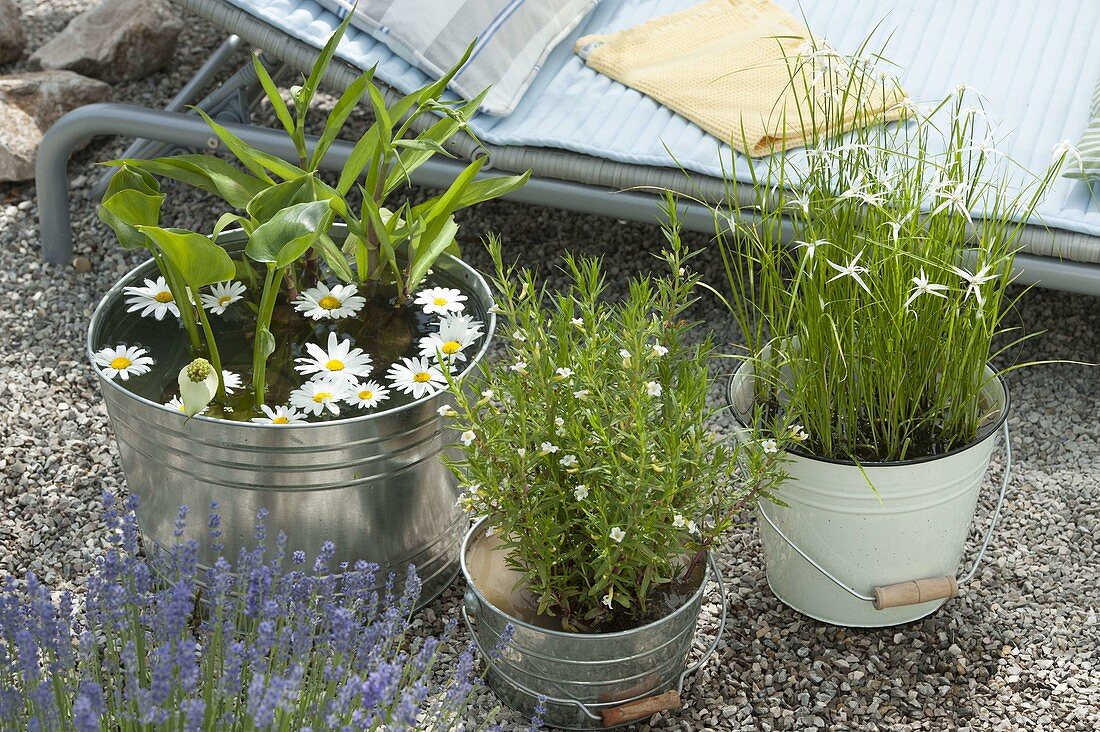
[601,691,681,727]
[873,576,958,610]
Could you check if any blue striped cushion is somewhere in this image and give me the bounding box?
[1065,77,1100,182]
[314,0,598,115]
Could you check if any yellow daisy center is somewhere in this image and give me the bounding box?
[110,356,132,370]
[325,359,345,371]
[218,296,232,306]
[359,390,374,400]
[272,416,289,424]
[413,372,432,383]
[433,296,448,306]
[318,295,341,310]
[154,291,174,303]
[312,392,333,403]
[441,340,461,355]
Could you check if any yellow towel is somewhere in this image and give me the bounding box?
[575,0,905,157]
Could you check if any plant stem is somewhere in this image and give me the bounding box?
[252,265,281,408]
[153,250,202,351]
[194,301,226,401]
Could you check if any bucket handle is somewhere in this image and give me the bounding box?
[757,421,1012,608]
[461,553,727,727]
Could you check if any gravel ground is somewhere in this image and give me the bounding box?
[2,2,1099,729]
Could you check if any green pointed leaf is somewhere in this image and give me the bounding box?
[108,155,268,209]
[314,233,356,283]
[98,189,165,250]
[245,200,332,264]
[406,215,459,293]
[252,53,295,137]
[309,69,375,170]
[383,90,486,195]
[212,212,252,242]
[104,163,159,199]
[246,174,318,223]
[296,9,354,117]
[137,226,236,288]
[453,170,530,209]
[194,108,305,182]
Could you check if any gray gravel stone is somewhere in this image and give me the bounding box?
[0,0,25,65]
[30,0,183,83]
[0,2,1098,730]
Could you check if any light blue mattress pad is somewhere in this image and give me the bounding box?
[227,0,1100,241]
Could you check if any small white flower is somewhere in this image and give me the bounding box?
[905,268,950,309]
[790,424,810,441]
[686,520,698,534]
[346,380,390,409]
[250,404,306,425]
[573,389,589,399]
[511,329,527,342]
[555,367,574,379]
[651,343,669,357]
[555,416,565,428]
[795,239,827,262]
[673,513,686,528]
[601,593,613,609]
[570,317,584,328]
[949,264,997,307]
[574,484,589,501]
[123,277,180,321]
[539,442,559,455]
[414,287,467,315]
[294,283,366,320]
[509,361,527,373]
[295,332,374,383]
[460,430,476,446]
[221,370,242,395]
[418,314,484,365]
[826,251,871,294]
[481,388,494,399]
[1051,139,1084,168]
[386,357,447,400]
[609,527,626,543]
[437,404,458,417]
[200,281,246,315]
[165,396,207,416]
[619,349,632,363]
[289,379,349,416]
[645,381,663,398]
[559,454,577,468]
[761,439,779,454]
[93,344,154,381]
[516,448,526,458]
[178,358,218,417]
[930,178,973,224]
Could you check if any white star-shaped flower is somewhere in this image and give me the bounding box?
[904,268,950,309]
[826,251,871,294]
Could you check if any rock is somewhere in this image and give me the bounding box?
[0,71,111,181]
[30,0,183,83]
[0,0,25,65]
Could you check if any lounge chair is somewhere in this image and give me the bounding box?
[36,0,1100,296]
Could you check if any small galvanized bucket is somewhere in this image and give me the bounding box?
[87,232,495,607]
[460,519,727,729]
[727,360,1011,627]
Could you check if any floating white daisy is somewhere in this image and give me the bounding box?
[346,380,390,410]
[418,314,483,366]
[200,281,247,315]
[251,404,306,425]
[221,370,243,395]
[386,357,446,400]
[123,277,179,321]
[295,332,374,383]
[289,378,349,417]
[93,345,154,381]
[414,287,467,315]
[165,396,207,416]
[294,283,366,320]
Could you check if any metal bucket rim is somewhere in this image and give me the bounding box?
[86,226,496,429]
[725,358,1010,468]
[460,516,712,641]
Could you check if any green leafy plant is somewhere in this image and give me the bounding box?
[444,208,794,632]
[707,38,1071,462]
[97,13,528,409]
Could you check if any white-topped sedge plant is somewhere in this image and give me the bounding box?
[93,11,527,419]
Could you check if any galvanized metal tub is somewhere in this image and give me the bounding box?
[87,235,495,606]
[727,360,1009,627]
[460,519,726,729]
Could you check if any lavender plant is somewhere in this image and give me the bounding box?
[444,212,794,633]
[0,494,493,730]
